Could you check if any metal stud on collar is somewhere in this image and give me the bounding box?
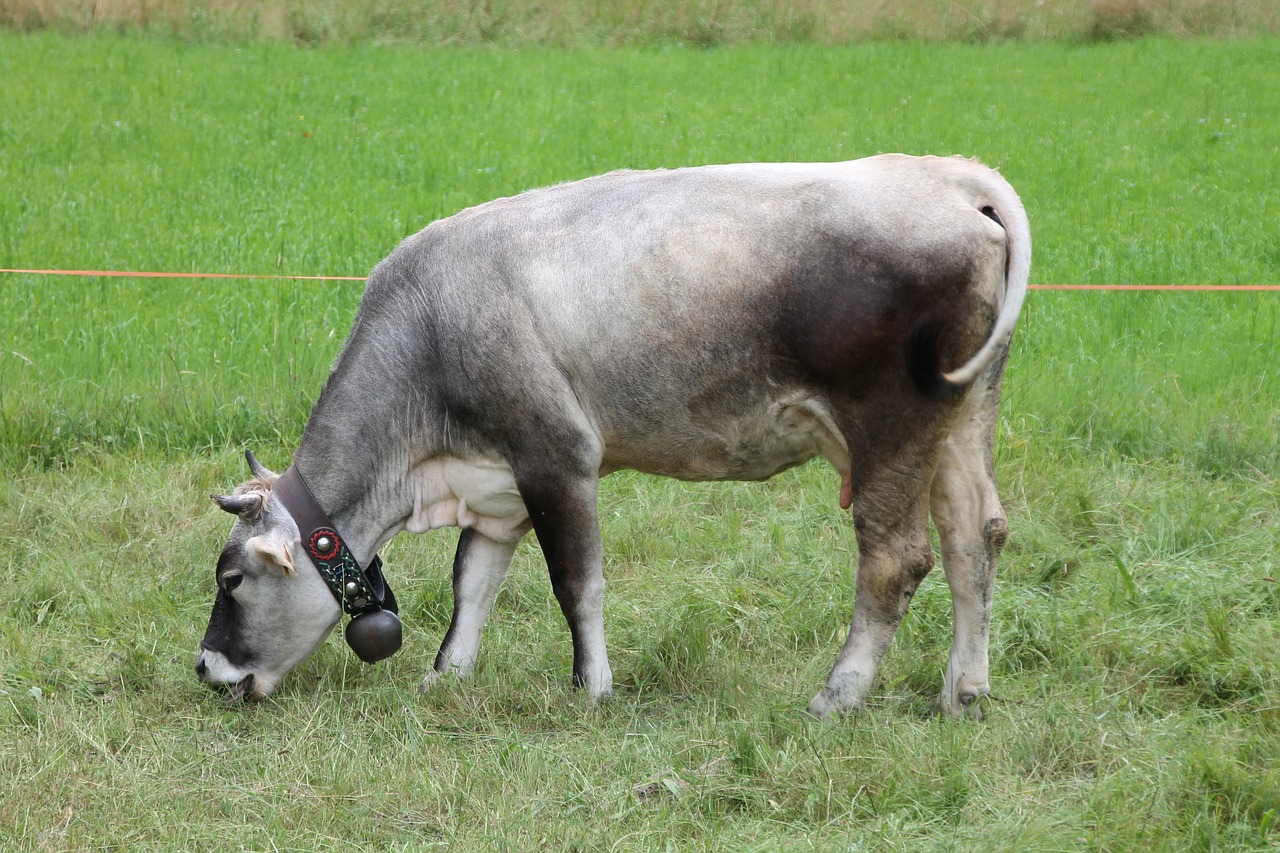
[305,527,378,614]
[268,461,403,664]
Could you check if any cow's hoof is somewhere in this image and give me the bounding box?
[807,686,866,719]
[572,663,614,703]
[935,690,990,721]
[420,670,444,693]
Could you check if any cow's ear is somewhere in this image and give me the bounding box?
[213,493,263,516]
[247,533,296,574]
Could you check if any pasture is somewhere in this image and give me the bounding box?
[1,32,1279,850]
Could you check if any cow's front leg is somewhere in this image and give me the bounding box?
[424,528,522,690]
[517,471,613,700]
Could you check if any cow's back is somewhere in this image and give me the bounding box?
[359,155,1015,479]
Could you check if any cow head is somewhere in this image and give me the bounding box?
[194,455,342,702]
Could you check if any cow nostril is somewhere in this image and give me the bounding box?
[195,658,207,678]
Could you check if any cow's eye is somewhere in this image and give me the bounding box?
[222,573,244,594]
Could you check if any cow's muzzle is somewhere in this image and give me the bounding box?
[195,650,265,705]
[225,674,259,705]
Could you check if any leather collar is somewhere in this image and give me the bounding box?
[273,466,398,618]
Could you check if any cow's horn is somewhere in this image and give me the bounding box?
[245,449,273,479]
[213,492,263,516]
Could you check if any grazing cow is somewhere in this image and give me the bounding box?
[195,154,1029,718]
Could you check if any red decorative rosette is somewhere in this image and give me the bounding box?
[309,529,340,560]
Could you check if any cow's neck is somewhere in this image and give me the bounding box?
[291,373,416,568]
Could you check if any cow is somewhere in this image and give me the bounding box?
[195,154,1030,719]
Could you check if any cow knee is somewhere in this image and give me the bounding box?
[860,541,933,616]
[906,544,934,585]
[899,548,934,609]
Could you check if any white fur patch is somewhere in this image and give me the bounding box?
[406,456,529,542]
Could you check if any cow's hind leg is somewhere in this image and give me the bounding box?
[809,461,936,717]
[423,528,523,690]
[930,380,1008,720]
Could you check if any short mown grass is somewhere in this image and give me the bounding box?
[1,33,1278,850]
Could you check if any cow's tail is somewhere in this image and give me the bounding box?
[927,171,1031,392]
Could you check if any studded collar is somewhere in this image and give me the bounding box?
[272,466,398,618]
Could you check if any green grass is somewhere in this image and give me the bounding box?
[2,33,1279,850]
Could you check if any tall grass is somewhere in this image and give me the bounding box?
[1,34,1278,851]
[2,0,1279,44]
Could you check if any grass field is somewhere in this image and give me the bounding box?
[1,32,1279,850]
